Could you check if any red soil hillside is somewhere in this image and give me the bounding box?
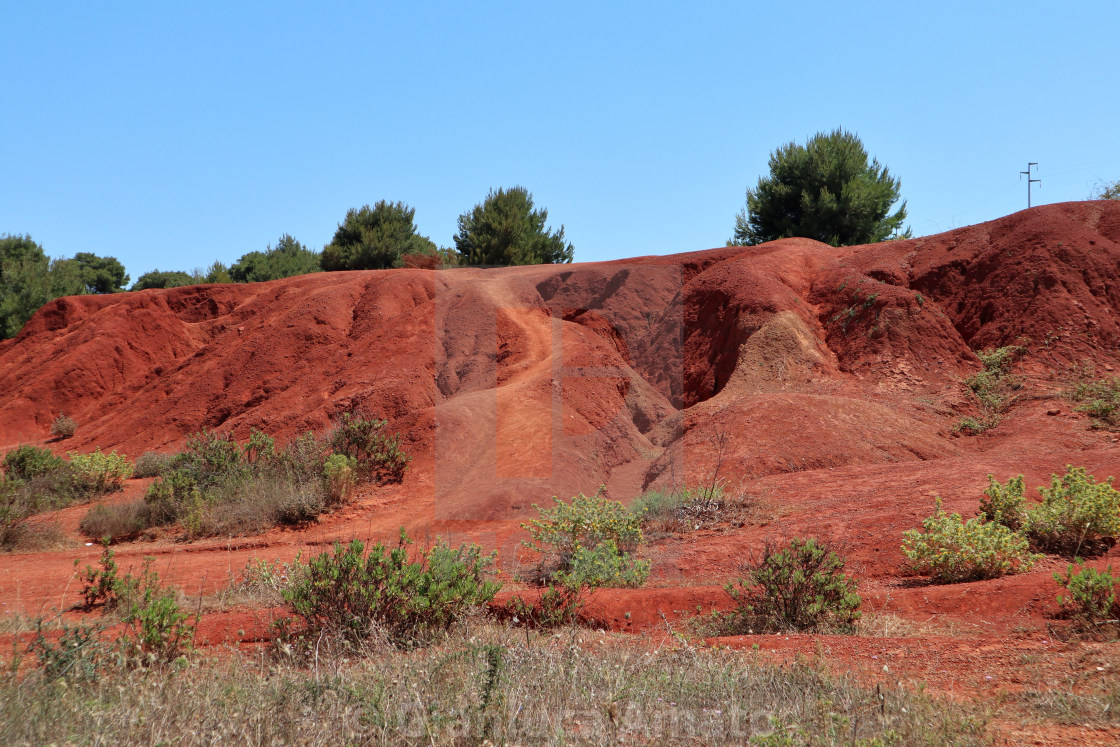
[2,201,1120,513]
[5,203,1120,744]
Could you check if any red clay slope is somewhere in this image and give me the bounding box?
[2,201,1120,514]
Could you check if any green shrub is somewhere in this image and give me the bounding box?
[724,538,861,633]
[979,474,1025,531]
[958,345,1023,433]
[323,453,357,505]
[29,620,107,682]
[50,413,77,440]
[78,501,156,544]
[116,558,197,664]
[902,499,1040,583]
[2,445,66,481]
[553,540,650,589]
[1067,376,1120,429]
[282,531,500,645]
[76,541,124,609]
[69,449,133,494]
[1023,466,1120,556]
[1055,563,1118,622]
[328,411,410,482]
[522,490,644,577]
[506,582,588,629]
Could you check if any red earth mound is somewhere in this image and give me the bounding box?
[3,202,1120,743]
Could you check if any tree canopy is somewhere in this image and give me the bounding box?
[67,252,129,293]
[730,129,910,247]
[321,202,438,271]
[453,186,573,266]
[131,270,197,291]
[230,234,321,282]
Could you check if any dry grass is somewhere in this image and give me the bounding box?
[0,622,989,746]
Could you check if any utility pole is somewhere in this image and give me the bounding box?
[1020,162,1041,208]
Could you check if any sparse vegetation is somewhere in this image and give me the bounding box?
[50,413,77,440]
[68,448,133,494]
[1,624,987,745]
[956,345,1024,434]
[634,484,728,533]
[80,415,408,542]
[723,538,862,633]
[1066,373,1120,429]
[902,498,1040,583]
[132,450,176,478]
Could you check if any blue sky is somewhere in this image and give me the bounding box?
[3,1,1118,280]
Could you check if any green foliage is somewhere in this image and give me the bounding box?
[282,531,501,645]
[76,541,124,609]
[68,252,129,293]
[730,129,909,247]
[522,490,645,586]
[116,557,197,663]
[1055,562,1118,622]
[979,474,1026,531]
[50,413,77,440]
[505,583,588,629]
[632,484,726,533]
[724,538,861,633]
[454,186,573,265]
[323,453,357,504]
[2,445,66,481]
[29,620,108,682]
[0,234,95,338]
[69,449,133,494]
[131,269,196,290]
[1022,465,1120,556]
[902,499,1040,583]
[553,539,650,589]
[321,201,438,271]
[229,234,321,282]
[1067,375,1120,429]
[328,411,409,482]
[957,345,1024,433]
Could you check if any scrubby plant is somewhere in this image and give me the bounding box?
[724,538,861,633]
[506,582,589,629]
[1022,465,1120,556]
[76,541,123,609]
[2,444,66,481]
[323,453,357,504]
[902,499,1040,583]
[957,345,1024,433]
[282,531,500,646]
[328,411,410,482]
[632,484,727,533]
[115,557,197,664]
[132,451,176,478]
[523,490,644,571]
[29,620,108,682]
[69,449,133,494]
[552,539,650,589]
[50,413,77,440]
[1055,562,1118,623]
[1068,376,1120,429]
[979,474,1026,531]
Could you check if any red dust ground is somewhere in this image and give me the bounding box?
[3,201,1120,743]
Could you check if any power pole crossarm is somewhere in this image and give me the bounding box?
[1020,162,1041,208]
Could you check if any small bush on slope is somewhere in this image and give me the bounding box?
[1055,562,1118,623]
[723,538,861,633]
[902,499,1040,583]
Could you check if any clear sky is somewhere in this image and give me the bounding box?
[3,1,1118,280]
